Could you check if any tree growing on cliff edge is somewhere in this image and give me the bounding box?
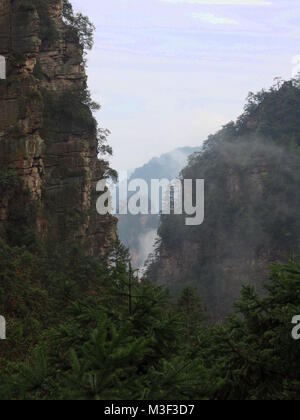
[62,0,95,51]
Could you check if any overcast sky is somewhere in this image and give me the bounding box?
[72,0,300,172]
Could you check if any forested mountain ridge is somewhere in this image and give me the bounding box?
[0,0,300,401]
[118,147,201,268]
[146,79,300,319]
[0,0,117,255]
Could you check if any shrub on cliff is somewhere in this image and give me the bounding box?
[62,0,95,51]
[19,0,59,45]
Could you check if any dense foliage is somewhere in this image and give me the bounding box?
[0,240,203,399]
[2,0,300,402]
[18,0,59,45]
[62,0,95,51]
[18,0,95,50]
[0,239,299,400]
[146,78,300,318]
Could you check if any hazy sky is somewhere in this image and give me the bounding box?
[72,0,300,172]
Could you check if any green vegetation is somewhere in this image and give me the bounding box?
[146,78,300,318]
[200,261,300,400]
[41,89,98,138]
[0,169,18,195]
[0,238,299,400]
[0,169,38,248]
[62,0,95,51]
[19,0,59,45]
[2,0,300,402]
[16,0,94,53]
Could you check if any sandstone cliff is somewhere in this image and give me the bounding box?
[0,0,117,254]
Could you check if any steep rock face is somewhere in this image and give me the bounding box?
[146,82,300,319]
[0,0,117,254]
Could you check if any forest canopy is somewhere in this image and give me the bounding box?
[0,239,300,400]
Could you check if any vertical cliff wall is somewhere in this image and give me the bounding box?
[0,0,117,254]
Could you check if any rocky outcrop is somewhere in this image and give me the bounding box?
[0,0,117,254]
[146,81,300,319]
